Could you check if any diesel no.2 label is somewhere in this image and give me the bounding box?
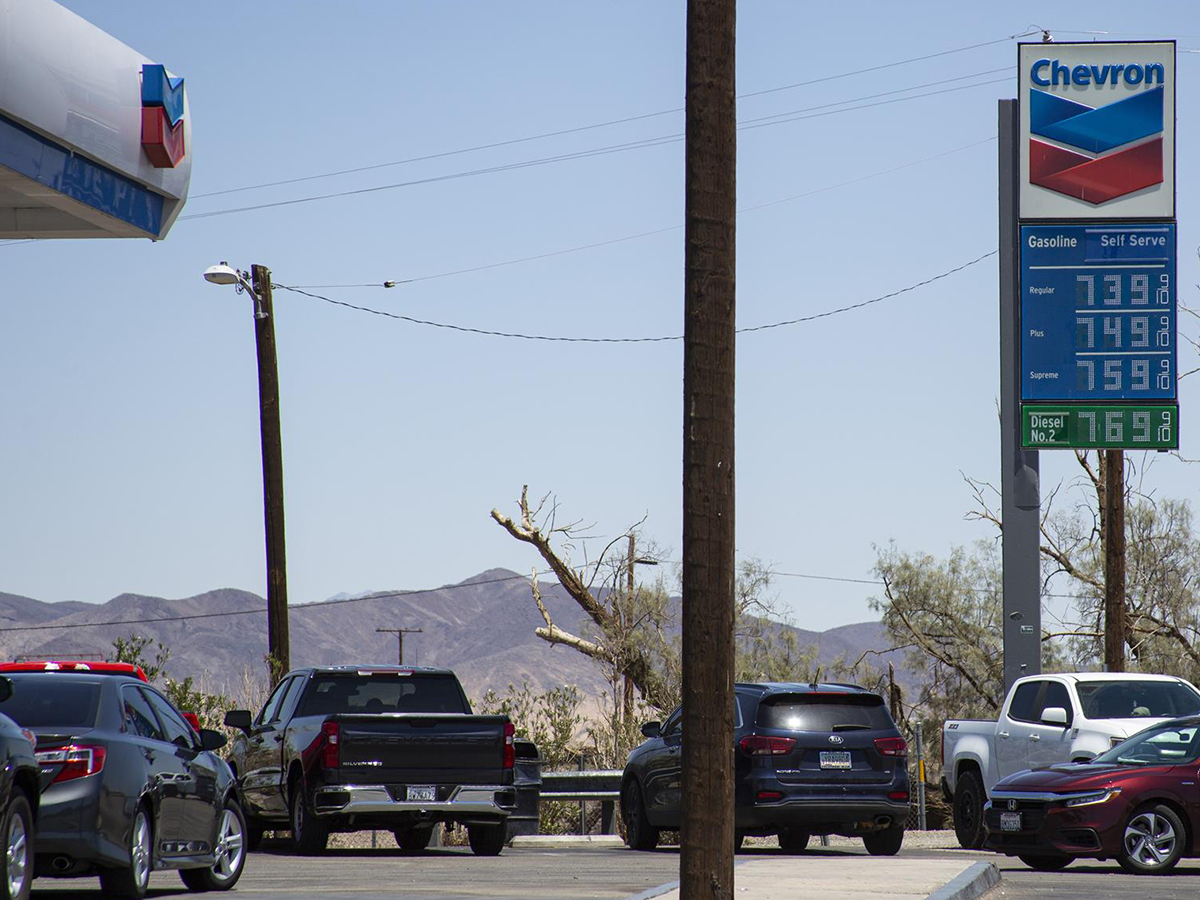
[1021,223,1176,402]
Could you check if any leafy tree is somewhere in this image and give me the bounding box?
[111,635,235,729]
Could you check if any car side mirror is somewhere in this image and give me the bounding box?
[224,709,253,732]
[197,729,227,752]
[1041,706,1069,727]
[0,677,12,703]
[641,721,661,739]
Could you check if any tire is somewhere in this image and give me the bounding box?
[99,804,152,899]
[953,770,987,850]
[289,780,328,856]
[466,822,506,856]
[863,826,905,856]
[394,827,433,853]
[1117,803,1185,875]
[179,799,248,892]
[1017,854,1072,871]
[777,827,810,853]
[621,780,659,851]
[0,792,32,900]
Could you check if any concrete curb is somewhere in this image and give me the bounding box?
[509,835,625,849]
[924,861,1001,900]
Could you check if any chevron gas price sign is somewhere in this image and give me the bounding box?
[1016,41,1178,450]
[1019,41,1174,219]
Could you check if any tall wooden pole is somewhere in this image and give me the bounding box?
[251,265,290,684]
[624,535,636,732]
[681,0,736,897]
[1104,450,1126,671]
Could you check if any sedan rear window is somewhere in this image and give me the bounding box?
[0,678,101,728]
[299,673,469,717]
[1077,681,1200,720]
[757,693,893,732]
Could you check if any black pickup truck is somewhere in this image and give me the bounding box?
[224,666,515,856]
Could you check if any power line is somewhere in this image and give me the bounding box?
[288,136,997,290]
[192,31,1034,200]
[177,74,1010,225]
[272,249,997,342]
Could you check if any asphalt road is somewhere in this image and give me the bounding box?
[30,840,1198,900]
[29,844,683,900]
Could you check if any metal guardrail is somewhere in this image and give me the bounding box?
[539,770,622,835]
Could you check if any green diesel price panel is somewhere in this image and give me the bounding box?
[1022,405,1178,450]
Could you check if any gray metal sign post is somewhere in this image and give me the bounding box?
[999,99,1042,691]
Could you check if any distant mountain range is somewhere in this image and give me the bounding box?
[0,569,915,709]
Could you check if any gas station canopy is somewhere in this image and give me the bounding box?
[0,0,191,240]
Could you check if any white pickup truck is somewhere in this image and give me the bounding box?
[942,672,1200,848]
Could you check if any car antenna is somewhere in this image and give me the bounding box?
[810,668,822,690]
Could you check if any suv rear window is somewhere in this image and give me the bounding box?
[757,693,893,732]
[0,678,101,728]
[299,673,469,717]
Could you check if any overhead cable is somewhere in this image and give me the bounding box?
[272,250,998,342]
[193,31,1035,200]
[179,75,1011,224]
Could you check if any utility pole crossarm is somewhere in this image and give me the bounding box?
[376,627,423,665]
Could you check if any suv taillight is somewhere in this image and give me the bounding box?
[739,735,797,756]
[36,744,107,784]
[503,722,515,769]
[321,722,340,768]
[874,737,907,757]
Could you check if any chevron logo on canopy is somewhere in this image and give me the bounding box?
[1028,86,1164,204]
[141,64,186,168]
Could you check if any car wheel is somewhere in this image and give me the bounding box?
[621,780,659,851]
[0,791,32,900]
[952,770,987,850]
[777,827,809,853]
[99,804,152,899]
[289,780,328,856]
[179,799,248,892]
[1017,854,1072,871]
[1118,804,1185,875]
[466,822,506,856]
[394,827,434,853]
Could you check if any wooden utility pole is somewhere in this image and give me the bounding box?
[251,265,290,685]
[1103,450,1126,672]
[623,536,636,731]
[681,0,737,897]
[377,627,423,665]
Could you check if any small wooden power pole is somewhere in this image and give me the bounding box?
[251,264,290,685]
[1103,450,1126,671]
[377,627,423,665]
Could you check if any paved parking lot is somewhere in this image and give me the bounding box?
[30,840,1200,900]
[29,845,683,900]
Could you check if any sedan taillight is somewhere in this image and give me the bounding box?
[874,737,908,757]
[36,744,107,784]
[739,735,797,756]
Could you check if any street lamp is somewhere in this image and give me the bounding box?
[203,261,290,684]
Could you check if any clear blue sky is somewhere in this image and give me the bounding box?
[2,2,1198,633]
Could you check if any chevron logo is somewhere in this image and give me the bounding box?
[141,64,186,169]
[1028,86,1164,204]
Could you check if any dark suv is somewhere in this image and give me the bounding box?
[621,682,910,854]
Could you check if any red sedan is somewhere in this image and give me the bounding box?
[984,716,1200,874]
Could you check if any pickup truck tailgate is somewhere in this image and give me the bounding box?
[334,713,509,783]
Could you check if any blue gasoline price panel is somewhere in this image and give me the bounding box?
[1021,223,1177,403]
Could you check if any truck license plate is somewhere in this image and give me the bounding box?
[1000,812,1022,832]
[406,785,437,802]
[819,751,851,770]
